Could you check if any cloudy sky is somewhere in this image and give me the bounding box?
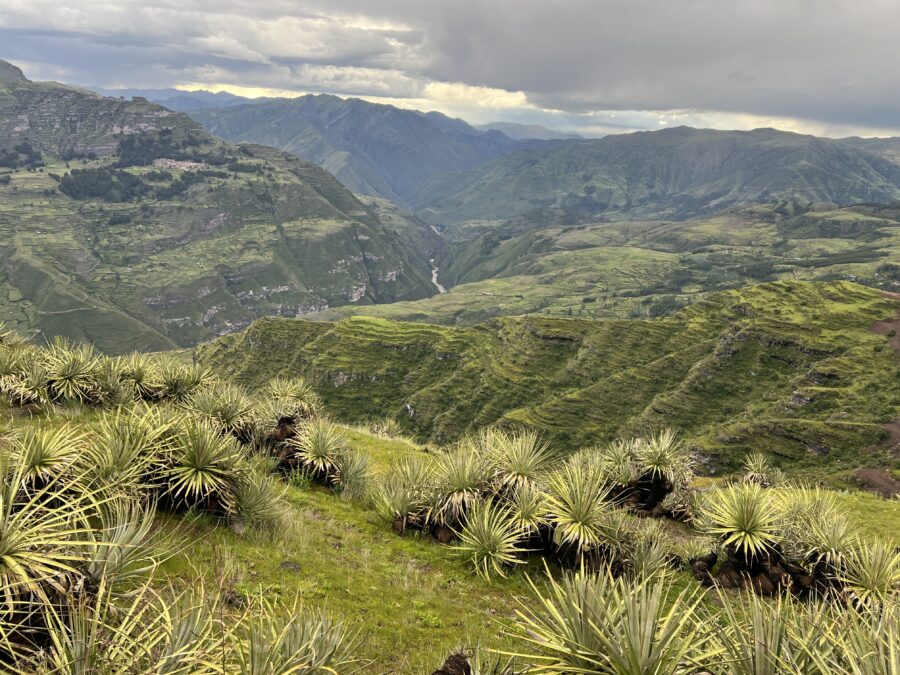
[2,0,899,137]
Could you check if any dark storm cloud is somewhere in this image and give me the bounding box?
[2,0,898,134]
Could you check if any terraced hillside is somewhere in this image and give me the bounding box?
[0,61,437,352]
[197,280,900,474]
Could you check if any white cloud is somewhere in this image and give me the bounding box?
[2,0,900,137]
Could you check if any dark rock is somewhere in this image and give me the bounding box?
[432,652,471,675]
[433,524,456,544]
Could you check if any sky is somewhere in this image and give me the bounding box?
[2,0,899,137]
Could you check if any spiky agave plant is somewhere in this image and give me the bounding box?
[163,420,246,511]
[699,482,780,562]
[840,540,900,602]
[711,589,840,675]
[262,375,321,419]
[776,487,857,576]
[635,428,692,487]
[545,463,614,561]
[118,352,163,401]
[78,499,160,594]
[596,438,641,489]
[0,323,29,349]
[332,450,371,502]
[507,481,549,541]
[454,500,526,579]
[742,452,774,486]
[371,456,435,533]
[286,418,348,482]
[158,360,212,403]
[507,566,720,673]
[79,407,175,496]
[815,599,900,675]
[88,360,132,407]
[45,339,102,403]
[370,416,403,438]
[624,519,675,581]
[234,601,357,675]
[432,439,490,527]
[230,469,286,530]
[486,428,559,494]
[187,383,254,436]
[8,360,50,406]
[0,454,96,609]
[0,346,23,395]
[12,425,84,489]
[33,577,227,674]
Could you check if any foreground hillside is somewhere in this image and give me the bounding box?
[1,323,898,673]
[197,280,899,473]
[0,61,437,352]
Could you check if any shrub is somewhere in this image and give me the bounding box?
[545,463,613,559]
[432,440,490,526]
[333,451,371,502]
[508,568,718,672]
[163,420,246,511]
[235,603,357,674]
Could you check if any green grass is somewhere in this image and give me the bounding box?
[307,203,900,326]
[0,74,439,352]
[158,485,536,674]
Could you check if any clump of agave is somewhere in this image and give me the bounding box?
[0,418,352,672]
[693,481,900,598]
[502,564,900,675]
[371,428,696,581]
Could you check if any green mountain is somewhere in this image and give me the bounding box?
[188,95,541,204]
[413,126,900,225]
[196,280,899,473]
[0,62,437,352]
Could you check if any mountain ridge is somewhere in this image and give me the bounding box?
[412,126,900,224]
[187,94,540,204]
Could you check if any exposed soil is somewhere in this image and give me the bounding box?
[852,467,900,498]
[872,291,900,354]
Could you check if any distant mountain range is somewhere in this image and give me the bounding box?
[186,95,558,205]
[475,121,582,140]
[413,126,900,224]
[88,85,900,226]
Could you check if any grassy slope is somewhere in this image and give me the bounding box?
[196,280,900,474]
[4,403,898,674]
